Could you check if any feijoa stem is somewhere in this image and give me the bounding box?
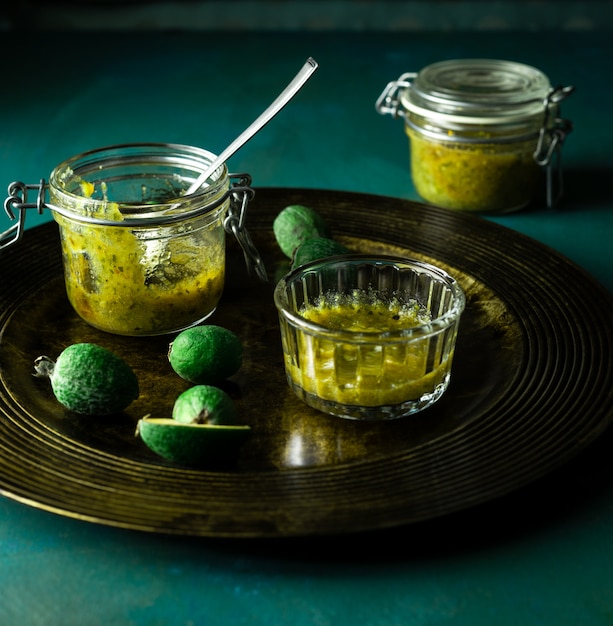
[194,408,212,424]
[33,356,55,379]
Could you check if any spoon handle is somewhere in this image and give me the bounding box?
[186,57,319,194]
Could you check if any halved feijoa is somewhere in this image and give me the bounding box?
[34,343,139,415]
[136,417,251,466]
[168,325,243,384]
[273,204,331,258]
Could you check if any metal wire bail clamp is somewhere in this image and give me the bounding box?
[374,72,416,119]
[1,180,47,250]
[533,85,576,208]
[224,173,268,282]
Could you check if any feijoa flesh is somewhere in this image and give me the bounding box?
[291,237,351,269]
[168,325,243,384]
[136,417,250,466]
[34,343,139,415]
[273,204,331,258]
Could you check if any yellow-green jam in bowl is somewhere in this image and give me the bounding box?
[274,255,466,420]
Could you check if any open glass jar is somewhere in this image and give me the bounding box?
[2,143,264,336]
[376,59,574,213]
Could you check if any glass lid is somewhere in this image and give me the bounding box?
[400,59,552,123]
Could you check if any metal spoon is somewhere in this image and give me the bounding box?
[186,57,319,195]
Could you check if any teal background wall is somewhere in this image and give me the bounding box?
[3,0,613,31]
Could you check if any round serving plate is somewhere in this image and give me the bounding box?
[1,188,612,537]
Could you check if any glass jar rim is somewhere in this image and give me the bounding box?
[274,254,466,342]
[47,142,230,226]
[400,58,552,125]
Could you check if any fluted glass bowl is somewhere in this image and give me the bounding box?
[274,254,466,420]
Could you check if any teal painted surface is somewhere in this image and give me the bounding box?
[1,30,613,626]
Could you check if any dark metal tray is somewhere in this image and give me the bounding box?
[1,188,612,537]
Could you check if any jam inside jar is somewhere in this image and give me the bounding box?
[48,143,241,336]
[404,121,543,213]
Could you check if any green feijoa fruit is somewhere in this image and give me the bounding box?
[291,237,351,270]
[136,417,250,466]
[34,343,139,415]
[172,385,238,426]
[168,325,243,384]
[273,204,331,258]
